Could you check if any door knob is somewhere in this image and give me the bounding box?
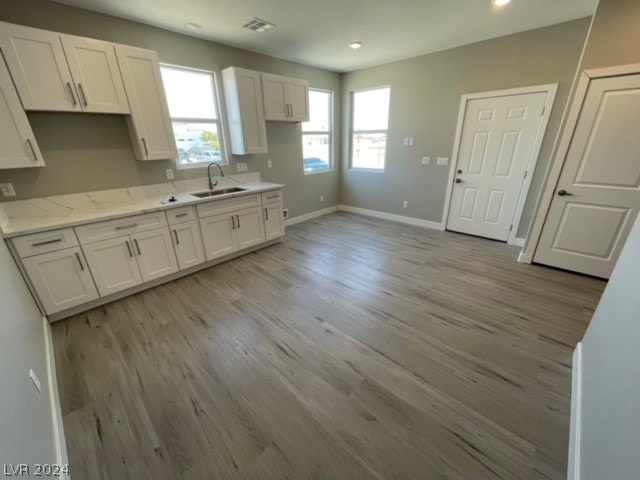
[457,169,463,174]
[455,178,463,183]
[557,189,573,196]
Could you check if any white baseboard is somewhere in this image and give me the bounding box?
[338,205,445,231]
[518,250,531,263]
[44,317,70,479]
[568,342,582,480]
[511,237,526,247]
[284,206,340,227]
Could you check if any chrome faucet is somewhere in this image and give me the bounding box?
[207,162,225,190]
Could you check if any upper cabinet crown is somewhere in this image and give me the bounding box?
[0,22,130,114]
[262,73,309,122]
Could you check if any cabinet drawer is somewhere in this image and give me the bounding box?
[262,190,282,205]
[197,194,261,219]
[13,228,79,258]
[166,205,197,225]
[75,211,167,244]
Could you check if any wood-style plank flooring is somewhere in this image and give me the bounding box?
[52,212,606,480]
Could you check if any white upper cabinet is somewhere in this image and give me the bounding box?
[262,73,309,122]
[115,45,178,161]
[60,35,129,114]
[0,52,45,169]
[222,67,268,155]
[0,22,129,113]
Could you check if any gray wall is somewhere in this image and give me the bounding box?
[340,18,591,236]
[579,215,640,480]
[0,240,57,465]
[0,0,341,220]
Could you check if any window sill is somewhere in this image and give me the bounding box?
[303,168,333,175]
[349,167,385,173]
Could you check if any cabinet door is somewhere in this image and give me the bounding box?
[171,221,205,270]
[200,214,238,261]
[222,67,267,155]
[288,78,310,122]
[83,236,143,296]
[22,247,99,314]
[60,35,129,114]
[264,203,285,241]
[0,22,79,111]
[262,73,289,121]
[236,207,266,250]
[131,227,178,282]
[0,53,45,168]
[115,45,178,160]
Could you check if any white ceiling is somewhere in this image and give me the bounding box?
[50,0,598,72]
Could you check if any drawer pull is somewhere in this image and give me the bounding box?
[266,194,279,200]
[125,240,133,258]
[75,252,85,271]
[32,238,63,247]
[236,215,241,229]
[115,224,138,230]
[26,139,38,161]
[173,229,180,245]
[175,213,188,218]
[265,208,269,221]
[134,239,141,256]
[141,137,149,156]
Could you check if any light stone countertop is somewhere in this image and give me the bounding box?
[0,173,283,239]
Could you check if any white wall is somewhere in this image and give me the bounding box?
[576,215,640,479]
[0,241,57,465]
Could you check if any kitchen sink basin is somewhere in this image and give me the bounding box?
[192,187,246,198]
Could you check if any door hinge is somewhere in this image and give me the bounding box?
[523,170,528,179]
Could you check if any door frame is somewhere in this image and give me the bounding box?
[522,63,640,263]
[443,84,558,245]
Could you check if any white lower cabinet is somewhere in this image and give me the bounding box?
[82,236,143,296]
[236,207,266,249]
[200,214,238,261]
[171,221,205,270]
[264,203,284,241]
[22,247,98,314]
[131,227,178,281]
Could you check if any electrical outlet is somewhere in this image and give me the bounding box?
[165,169,174,180]
[437,157,449,166]
[403,138,409,146]
[409,138,415,147]
[236,162,248,172]
[0,183,16,197]
[282,208,289,219]
[29,369,42,393]
[267,160,272,169]
[403,200,409,208]
[320,195,324,202]
[421,156,431,165]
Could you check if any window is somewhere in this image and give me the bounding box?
[351,86,390,170]
[302,89,333,173]
[160,65,226,167]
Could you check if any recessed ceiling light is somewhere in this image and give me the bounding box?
[349,41,362,50]
[492,0,511,5]
[184,22,202,31]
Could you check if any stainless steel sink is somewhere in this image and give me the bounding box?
[191,187,246,198]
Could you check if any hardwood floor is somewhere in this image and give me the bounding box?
[52,212,606,479]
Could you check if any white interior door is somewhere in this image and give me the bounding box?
[447,91,549,241]
[534,74,640,278]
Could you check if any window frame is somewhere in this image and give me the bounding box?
[301,88,334,175]
[160,63,229,169]
[349,85,391,172]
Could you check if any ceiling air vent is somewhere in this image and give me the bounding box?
[242,18,276,33]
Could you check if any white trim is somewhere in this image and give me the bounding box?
[511,237,526,247]
[44,317,69,478]
[517,250,531,263]
[525,64,640,264]
[568,342,583,480]
[284,206,340,227]
[339,205,445,230]
[443,83,558,244]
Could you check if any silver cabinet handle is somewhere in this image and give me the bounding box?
[26,139,37,161]
[266,194,279,200]
[125,240,133,258]
[173,229,179,245]
[134,238,141,255]
[115,224,138,230]
[66,82,77,106]
[265,208,269,221]
[77,83,88,107]
[175,213,188,218]
[236,215,240,228]
[141,137,149,156]
[289,104,293,117]
[75,252,85,271]
[231,216,236,230]
[32,238,62,247]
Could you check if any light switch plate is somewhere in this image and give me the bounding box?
[267,160,272,169]
[165,169,174,180]
[402,200,409,208]
[421,156,431,165]
[409,138,415,147]
[0,183,16,197]
[236,162,248,172]
[403,138,409,146]
[437,157,449,166]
